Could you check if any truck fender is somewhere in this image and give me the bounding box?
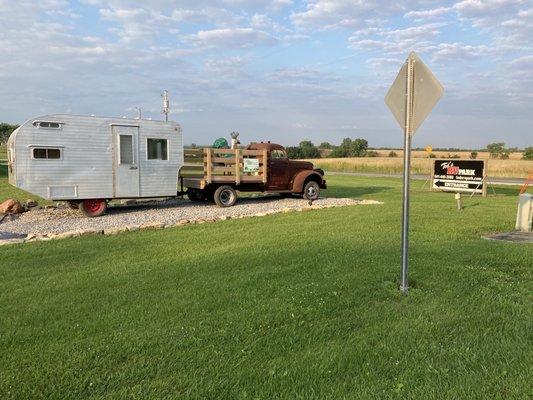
[291,170,323,193]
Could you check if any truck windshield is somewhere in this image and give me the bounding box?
[271,150,287,159]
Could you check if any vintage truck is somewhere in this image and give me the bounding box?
[180,142,327,207]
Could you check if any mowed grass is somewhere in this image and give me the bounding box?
[1,174,532,399]
[308,157,533,179]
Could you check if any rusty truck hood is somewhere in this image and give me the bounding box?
[289,160,314,170]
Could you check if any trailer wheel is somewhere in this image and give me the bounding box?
[80,199,107,217]
[214,185,237,207]
[186,188,205,201]
[302,181,320,201]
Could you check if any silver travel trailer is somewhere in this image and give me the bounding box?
[7,114,183,216]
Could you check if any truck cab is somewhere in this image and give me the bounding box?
[246,142,327,195]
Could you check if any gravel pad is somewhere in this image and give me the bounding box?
[0,196,380,237]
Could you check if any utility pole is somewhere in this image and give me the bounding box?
[162,90,169,122]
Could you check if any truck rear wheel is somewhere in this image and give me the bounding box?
[214,185,237,207]
[80,199,107,217]
[302,181,320,201]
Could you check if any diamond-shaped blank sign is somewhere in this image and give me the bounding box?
[385,52,444,135]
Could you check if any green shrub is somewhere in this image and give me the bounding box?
[523,147,533,160]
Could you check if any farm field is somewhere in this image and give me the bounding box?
[308,157,533,179]
[1,170,531,398]
[368,150,525,160]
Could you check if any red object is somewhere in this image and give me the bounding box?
[446,166,460,175]
[519,169,533,195]
[81,199,106,217]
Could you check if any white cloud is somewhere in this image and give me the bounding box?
[405,7,451,19]
[187,28,278,48]
[291,0,372,29]
[204,56,248,71]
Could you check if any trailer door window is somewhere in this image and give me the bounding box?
[32,148,61,159]
[147,139,168,160]
[119,135,134,164]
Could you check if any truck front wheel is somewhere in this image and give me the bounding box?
[214,185,237,207]
[302,181,320,201]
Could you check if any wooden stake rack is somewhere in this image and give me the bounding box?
[180,148,268,189]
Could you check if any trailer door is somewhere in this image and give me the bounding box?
[112,125,140,197]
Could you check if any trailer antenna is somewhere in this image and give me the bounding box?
[162,90,170,122]
[135,107,142,120]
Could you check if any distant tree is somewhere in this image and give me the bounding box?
[487,142,505,159]
[331,138,368,158]
[286,146,302,159]
[298,140,321,158]
[319,142,333,149]
[429,153,436,158]
[388,150,398,157]
[191,143,197,148]
[366,150,379,157]
[0,123,19,144]
[470,151,478,159]
[523,147,533,160]
[500,150,510,160]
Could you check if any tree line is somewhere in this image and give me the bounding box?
[285,139,533,160]
[0,123,19,144]
[286,138,369,159]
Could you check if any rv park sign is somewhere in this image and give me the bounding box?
[433,159,486,195]
[385,51,444,293]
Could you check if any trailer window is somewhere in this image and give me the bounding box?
[33,121,61,129]
[33,148,61,159]
[119,135,134,164]
[147,139,168,160]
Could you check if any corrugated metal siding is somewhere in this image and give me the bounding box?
[139,122,182,196]
[7,127,18,186]
[13,114,183,200]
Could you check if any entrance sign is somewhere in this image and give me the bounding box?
[385,52,444,293]
[432,159,485,195]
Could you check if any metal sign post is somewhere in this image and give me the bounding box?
[400,56,414,292]
[385,52,444,293]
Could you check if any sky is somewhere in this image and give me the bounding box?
[0,0,531,148]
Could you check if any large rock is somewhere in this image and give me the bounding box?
[0,199,24,214]
[25,199,38,208]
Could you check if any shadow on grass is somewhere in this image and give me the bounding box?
[324,185,392,198]
[0,164,7,178]
[492,186,523,197]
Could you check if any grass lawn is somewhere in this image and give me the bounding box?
[0,172,531,399]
